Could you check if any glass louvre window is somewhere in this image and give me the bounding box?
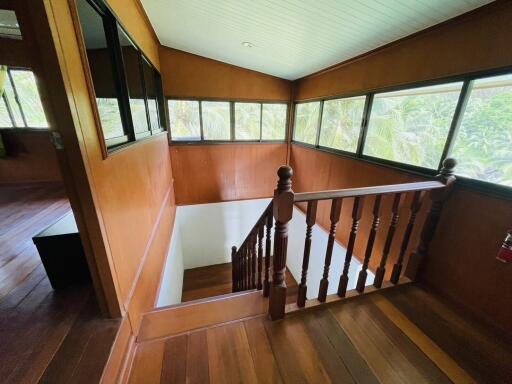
[142,59,160,132]
[10,70,48,127]
[3,73,23,126]
[117,27,149,135]
[262,103,287,140]
[168,100,200,140]
[294,101,320,145]
[364,82,463,169]
[202,101,230,140]
[0,96,11,127]
[235,102,260,140]
[319,96,365,152]
[451,74,512,186]
[76,0,126,142]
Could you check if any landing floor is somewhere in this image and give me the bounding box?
[129,284,512,383]
[182,262,298,303]
[0,183,119,383]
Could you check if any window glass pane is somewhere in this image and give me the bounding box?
[202,101,230,140]
[168,100,200,140]
[10,70,48,128]
[235,102,260,140]
[294,101,320,145]
[142,59,160,132]
[76,0,126,141]
[364,82,463,168]
[96,98,124,139]
[262,103,286,140]
[319,96,365,152]
[0,10,22,40]
[451,74,512,186]
[0,97,12,127]
[3,75,23,126]
[117,27,149,134]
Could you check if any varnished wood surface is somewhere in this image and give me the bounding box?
[170,143,287,205]
[0,183,120,383]
[182,262,298,304]
[128,283,512,383]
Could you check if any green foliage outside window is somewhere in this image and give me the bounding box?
[319,96,365,152]
[364,83,463,169]
[235,103,260,140]
[202,101,230,140]
[262,104,287,140]
[168,100,200,140]
[294,101,320,145]
[451,75,512,186]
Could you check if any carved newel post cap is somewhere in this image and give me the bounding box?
[277,165,293,180]
[231,246,237,252]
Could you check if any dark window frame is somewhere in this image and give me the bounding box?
[291,66,512,198]
[167,97,289,144]
[76,0,168,154]
[0,66,49,130]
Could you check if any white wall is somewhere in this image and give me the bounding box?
[157,198,374,307]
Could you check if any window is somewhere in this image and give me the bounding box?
[76,0,166,151]
[0,66,49,129]
[202,101,230,140]
[451,74,512,187]
[167,99,288,142]
[235,103,260,140]
[319,96,365,152]
[294,101,320,145]
[168,100,200,140]
[262,103,287,140]
[0,10,21,40]
[364,82,463,169]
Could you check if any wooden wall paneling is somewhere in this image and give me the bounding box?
[25,0,123,317]
[159,47,291,100]
[293,1,512,100]
[0,131,62,184]
[170,143,288,205]
[100,315,134,384]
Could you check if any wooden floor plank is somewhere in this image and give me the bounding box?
[128,341,165,384]
[186,330,210,384]
[207,322,258,384]
[264,314,331,383]
[160,334,188,384]
[243,317,283,384]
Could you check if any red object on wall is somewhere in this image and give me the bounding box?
[497,230,512,263]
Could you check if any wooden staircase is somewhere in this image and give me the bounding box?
[120,159,467,382]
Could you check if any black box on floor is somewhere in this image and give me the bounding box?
[32,211,91,289]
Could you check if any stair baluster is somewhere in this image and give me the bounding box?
[356,195,382,292]
[318,198,343,302]
[297,200,317,307]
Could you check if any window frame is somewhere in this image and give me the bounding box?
[0,66,49,130]
[167,97,289,144]
[73,0,168,156]
[291,66,512,198]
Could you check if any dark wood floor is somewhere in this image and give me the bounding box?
[129,283,512,384]
[182,262,298,303]
[0,183,120,384]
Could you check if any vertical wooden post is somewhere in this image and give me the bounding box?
[269,166,294,320]
[263,209,273,297]
[374,193,402,288]
[242,245,247,290]
[297,200,317,307]
[257,224,264,290]
[318,198,343,302]
[248,236,253,289]
[390,190,425,284]
[231,246,237,292]
[338,197,364,297]
[356,195,382,292]
[405,158,457,280]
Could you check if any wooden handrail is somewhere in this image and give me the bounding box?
[294,180,445,202]
[238,202,273,250]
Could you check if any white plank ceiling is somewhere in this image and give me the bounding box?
[141,0,493,80]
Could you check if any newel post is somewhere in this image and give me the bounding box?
[405,158,457,280]
[269,166,294,320]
